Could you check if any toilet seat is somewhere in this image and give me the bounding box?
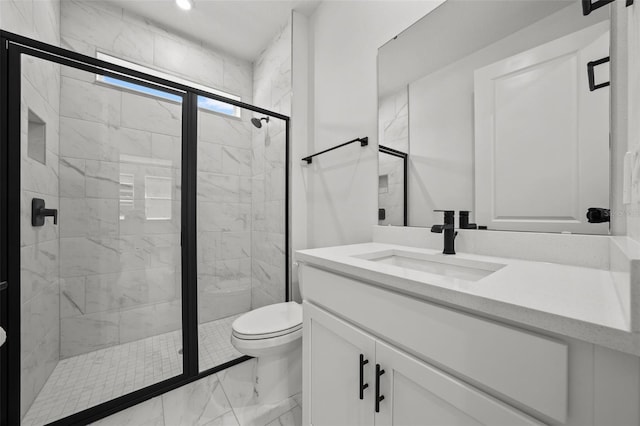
[232,302,302,340]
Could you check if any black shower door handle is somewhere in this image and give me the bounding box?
[359,354,369,399]
[375,363,385,413]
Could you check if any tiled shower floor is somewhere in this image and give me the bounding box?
[22,314,243,426]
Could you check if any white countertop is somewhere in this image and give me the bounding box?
[296,242,640,355]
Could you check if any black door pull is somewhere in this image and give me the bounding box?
[359,354,369,400]
[375,363,385,413]
[32,198,57,226]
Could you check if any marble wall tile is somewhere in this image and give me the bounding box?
[119,299,181,343]
[265,200,285,234]
[199,112,252,149]
[23,56,60,113]
[161,372,232,425]
[0,0,32,37]
[198,286,251,324]
[21,281,59,361]
[60,197,119,238]
[198,202,250,233]
[59,157,86,197]
[219,232,251,260]
[60,311,120,358]
[60,117,117,161]
[198,231,221,265]
[198,173,243,203]
[20,240,59,305]
[84,267,175,314]
[265,166,285,201]
[85,160,120,199]
[153,34,224,89]
[253,232,285,267]
[62,0,154,64]
[111,126,153,158]
[121,93,182,137]
[60,76,121,125]
[60,237,122,277]
[223,57,253,100]
[251,287,280,310]
[151,133,181,166]
[21,151,60,197]
[198,141,223,173]
[222,147,252,176]
[61,276,86,319]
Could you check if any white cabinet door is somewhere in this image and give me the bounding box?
[374,340,543,426]
[303,302,376,426]
[474,21,610,234]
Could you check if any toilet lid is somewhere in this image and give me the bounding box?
[232,302,302,339]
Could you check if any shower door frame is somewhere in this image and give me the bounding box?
[0,30,291,426]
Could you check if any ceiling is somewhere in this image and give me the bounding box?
[105,0,322,62]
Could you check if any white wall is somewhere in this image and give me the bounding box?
[306,0,442,248]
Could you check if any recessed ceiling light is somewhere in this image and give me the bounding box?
[176,0,192,11]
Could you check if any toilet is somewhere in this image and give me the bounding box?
[231,302,302,404]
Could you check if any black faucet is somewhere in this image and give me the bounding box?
[431,210,457,255]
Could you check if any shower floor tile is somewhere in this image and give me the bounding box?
[22,314,243,426]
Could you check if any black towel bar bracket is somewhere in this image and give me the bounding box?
[302,137,368,164]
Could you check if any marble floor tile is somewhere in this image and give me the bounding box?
[217,360,298,426]
[162,374,232,425]
[90,398,164,426]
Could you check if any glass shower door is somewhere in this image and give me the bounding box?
[16,51,185,425]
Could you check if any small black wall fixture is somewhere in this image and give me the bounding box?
[627,0,634,7]
[302,136,368,164]
[582,0,614,15]
[31,198,57,226]
[587,56,610,91]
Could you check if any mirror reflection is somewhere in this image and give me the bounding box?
[377,0,611,234]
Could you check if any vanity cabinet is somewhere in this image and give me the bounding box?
[305,301,541,426]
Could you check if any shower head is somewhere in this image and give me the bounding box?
[251,116,269,128]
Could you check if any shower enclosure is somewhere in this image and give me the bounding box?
[0,31,290,425]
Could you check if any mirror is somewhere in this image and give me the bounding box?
[377,0,611,234]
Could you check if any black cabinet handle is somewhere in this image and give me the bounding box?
[587,56,610,92]
[0,282,6,291]
[359,354,369,400]
[375,363,385,413]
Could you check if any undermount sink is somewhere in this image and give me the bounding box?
[354,249,505,282]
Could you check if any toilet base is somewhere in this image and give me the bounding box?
[255,343,302,405]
